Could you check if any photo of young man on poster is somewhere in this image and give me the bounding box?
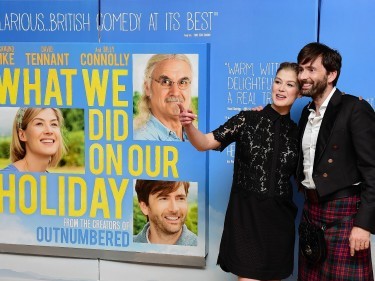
[133,179,198,246]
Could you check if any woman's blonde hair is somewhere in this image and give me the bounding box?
[134,54,193,129]
[276,62,301,89]
[10,107,67,167]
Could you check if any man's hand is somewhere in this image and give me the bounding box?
[178,103,197,126]
[349,226,371,256]
[250,106,264,111]
[342,92,363,100]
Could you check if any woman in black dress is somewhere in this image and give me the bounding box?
[178,62,301,281]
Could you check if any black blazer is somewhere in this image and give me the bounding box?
[296,89,375,233]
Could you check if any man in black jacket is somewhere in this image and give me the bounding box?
[296,42,375,280]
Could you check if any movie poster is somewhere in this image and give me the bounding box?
[0,42,208,266]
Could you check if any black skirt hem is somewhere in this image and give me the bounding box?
[217,255,292,280]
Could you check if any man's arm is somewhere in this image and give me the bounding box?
[348,98,375,255]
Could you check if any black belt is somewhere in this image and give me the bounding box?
[304,185,361,204]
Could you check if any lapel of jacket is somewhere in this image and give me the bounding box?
[296,104,311,180]
[299,106,310,137]
[314,89,343,167]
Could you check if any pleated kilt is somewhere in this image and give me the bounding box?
[298,194,374,281]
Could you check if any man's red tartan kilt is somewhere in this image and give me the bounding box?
[298,194,374,281]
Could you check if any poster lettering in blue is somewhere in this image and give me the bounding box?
[0,42,209,266]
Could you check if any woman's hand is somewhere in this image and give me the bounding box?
[178,103,197,127]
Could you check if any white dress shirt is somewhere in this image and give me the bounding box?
[301,88,336,189]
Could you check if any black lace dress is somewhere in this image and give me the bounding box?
[213,104,299,280]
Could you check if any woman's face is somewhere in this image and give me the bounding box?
[271,68,301,115]
[19,109,61,158]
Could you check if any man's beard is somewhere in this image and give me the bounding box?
[149,212,185,236]
[301,75,328,100]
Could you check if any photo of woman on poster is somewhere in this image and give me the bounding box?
[1,107,67,173]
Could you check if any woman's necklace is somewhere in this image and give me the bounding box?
[23,158,29,172]
[23,158,48,172]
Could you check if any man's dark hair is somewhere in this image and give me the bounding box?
[135,180,190,205]
[297,42,342,86]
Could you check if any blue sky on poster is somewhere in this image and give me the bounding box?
[0,107,18,136]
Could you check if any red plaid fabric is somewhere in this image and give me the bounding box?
[298,194,374,281]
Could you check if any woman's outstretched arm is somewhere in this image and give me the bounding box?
[178,103,220,151]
